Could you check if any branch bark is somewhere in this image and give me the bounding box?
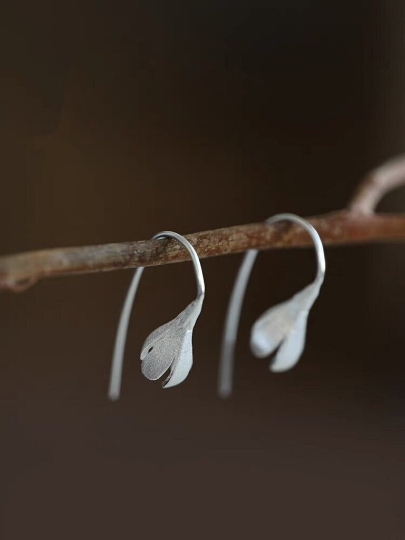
[1,156,405,292]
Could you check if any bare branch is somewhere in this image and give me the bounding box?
[1,156,405,292]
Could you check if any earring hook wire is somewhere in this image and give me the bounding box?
[218,213,325,399]
[108,231,205,401]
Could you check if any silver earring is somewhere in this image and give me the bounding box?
[108,231,205,400]
[218,214,326,398]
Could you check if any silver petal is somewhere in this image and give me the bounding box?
[162,330,193,388]
[140,319,177,381]
[270,309,308,372]
[250,299,292,358]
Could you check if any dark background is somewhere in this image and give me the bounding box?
[1,1,405,538]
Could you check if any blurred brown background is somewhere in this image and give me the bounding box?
[1,1,405,538]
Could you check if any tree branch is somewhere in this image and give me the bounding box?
[1,156,405,292]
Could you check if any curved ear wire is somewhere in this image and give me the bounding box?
[218,214,325,399]
[108,231,205,401]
